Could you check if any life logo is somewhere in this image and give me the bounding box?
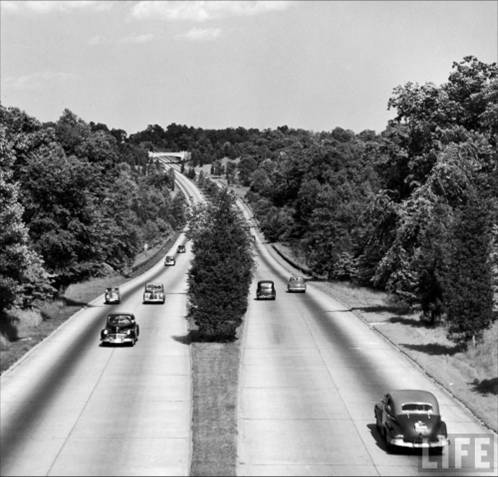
[420,433,497,473]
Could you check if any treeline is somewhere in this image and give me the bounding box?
[131,56,497,347]
[240,56,497,347]
[0,107,186,313]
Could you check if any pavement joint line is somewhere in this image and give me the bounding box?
[265,231,498,437]
[294,301,382,477]
[240,417,353,421]
[45,348,116,475]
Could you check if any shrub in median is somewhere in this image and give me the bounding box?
[187,188,253,341]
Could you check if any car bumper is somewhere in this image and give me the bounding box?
[257,295,276,300]
[101,336,134,344]
[388,436,448,448]
[288,287,306,292]
[143,298,165,303]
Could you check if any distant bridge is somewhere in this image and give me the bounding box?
[148,151,190,163]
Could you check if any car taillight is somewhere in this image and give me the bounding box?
[126,329,131,335]
[103,329,109,335]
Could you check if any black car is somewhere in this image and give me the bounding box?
[177,244,186,253]
[256,280,276,300]
[100,313,139,346]
[374,389,448,452]
[164,255,176,266]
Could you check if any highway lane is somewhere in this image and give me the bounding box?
[0,175,200,476]
[237,202,497,476]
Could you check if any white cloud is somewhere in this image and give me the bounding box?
[1,1,112,14]
[3,72,76,91]
[119,33,155,44]
[179,27,221,41]
[131,1,290,22]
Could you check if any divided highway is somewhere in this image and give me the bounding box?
[1,171,495,476]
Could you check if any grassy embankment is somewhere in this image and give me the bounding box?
[274,241,498,433]
[0,233,179,374]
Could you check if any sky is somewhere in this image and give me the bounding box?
[1,1,496,135]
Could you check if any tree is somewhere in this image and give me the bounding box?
[444,195,494,348]
[0,128,52,312]
[187,189,253,340]
[237,155,257,186]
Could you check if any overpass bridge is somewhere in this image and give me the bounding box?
[148,151,190,163]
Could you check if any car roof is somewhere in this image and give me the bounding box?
[388,389,440,414]
[107,313,134,319]
[258,280,274,285]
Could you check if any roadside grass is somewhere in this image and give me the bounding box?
[274,241,498,432]
[0,234,179,374]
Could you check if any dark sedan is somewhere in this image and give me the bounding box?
[100,313,139,346]
[374,389,448,452]
[256,280,276,300]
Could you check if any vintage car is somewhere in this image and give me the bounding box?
[143,283,165,304]
[256,280,276,300]
[177,244,186,253]
[374,389,448,452]
[164,255,176,266]
[287,275,307,293]
[104,287,120,304]
[100,313,139,346]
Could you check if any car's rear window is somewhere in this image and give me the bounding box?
[401,403,433,412]
[290,277,304,283]
[260,283,273,289]
[108,316,132,326]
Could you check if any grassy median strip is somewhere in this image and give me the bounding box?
[190,341,240,476]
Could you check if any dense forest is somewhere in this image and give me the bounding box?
[0,107,186,313]
[128,56,497,346]
[1,55,496,346]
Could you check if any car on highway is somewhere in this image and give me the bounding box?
[100,313,139,346]
[104,287,120,304]
[164,255,176,266]
[256,280,276,300]
[374,389,448,452]
[143,283,165,304]
[177,244,186,253]
[287,275,307,293]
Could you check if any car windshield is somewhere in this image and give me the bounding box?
[401,403,433,413]
[145,285,161,291]
[108,316,133,327]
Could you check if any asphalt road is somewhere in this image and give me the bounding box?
[0,171,202,476]
[236,199,497,476]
